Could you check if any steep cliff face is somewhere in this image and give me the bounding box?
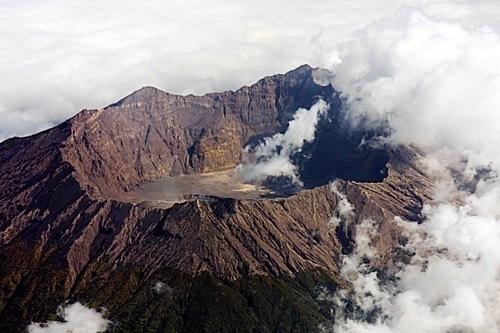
[0,65,432,332]
[61,64,335,198]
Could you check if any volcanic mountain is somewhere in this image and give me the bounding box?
[0,65,432,332]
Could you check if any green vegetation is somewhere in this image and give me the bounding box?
[74,266,340,332]
[0,245,341,332]
[0,242,71,332]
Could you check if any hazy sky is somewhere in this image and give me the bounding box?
[1,0,498,141]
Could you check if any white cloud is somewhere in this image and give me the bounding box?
[329,180,355,229]
[319,5,500,333]
[153,281,172,295]
[3,0,498,141]
[237,99,328,184]
[330,181,355,218]
[27,302,110,333]
[330,9,500,170]
[331,180,500,333]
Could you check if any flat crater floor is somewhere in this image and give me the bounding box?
[124,169,286,208]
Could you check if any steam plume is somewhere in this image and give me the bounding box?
[237,99,329,185]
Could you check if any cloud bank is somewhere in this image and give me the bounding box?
[331,10,500,169]
[2,1,498,141]
[320,6,500,333]
[27,302,110,333]
[237,99,328,185]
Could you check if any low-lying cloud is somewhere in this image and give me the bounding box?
[237,99,328,185]
[328,177,500,333]
[27,302,110,333]
[2,1,498,142]
[319,6,500,333]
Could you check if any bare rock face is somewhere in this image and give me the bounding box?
[61,64,333,198]
[0,65,433,332]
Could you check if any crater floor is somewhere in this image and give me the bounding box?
[123,169,289,208]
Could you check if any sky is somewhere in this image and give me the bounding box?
[1,0,499,141]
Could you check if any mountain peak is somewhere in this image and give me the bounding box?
[108,85,168,107]
[287,63,313,73]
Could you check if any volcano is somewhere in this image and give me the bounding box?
[0,65,432,332]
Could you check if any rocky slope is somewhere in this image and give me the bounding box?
[0,65,432,332]
[62,64,337,198]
